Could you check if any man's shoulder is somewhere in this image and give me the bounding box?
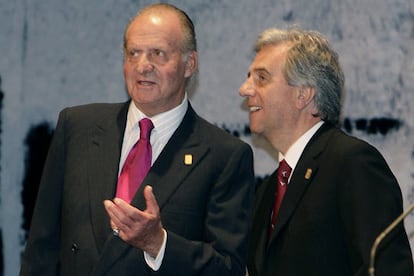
[195,115,241,139]
[193,117,253,156]
[314,124,382,157]
[59,102,127,119]
[57,102,129,128]
[184,105,245,145]
[62,102,127,114]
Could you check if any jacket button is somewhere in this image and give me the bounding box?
[71,243,78,253]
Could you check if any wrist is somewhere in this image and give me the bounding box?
[147,228,166,258]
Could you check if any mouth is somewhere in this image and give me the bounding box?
[137,80,156,86]
[249,106,262,112]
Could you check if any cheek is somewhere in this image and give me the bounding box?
[163,66,184,83]
[123,64,132,79]
[264,86,287,109]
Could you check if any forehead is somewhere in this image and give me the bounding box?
[125,10,183,48]
[251,44,288,72]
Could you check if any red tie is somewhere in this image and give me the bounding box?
[269,159,292,237]
[116,118,154,203]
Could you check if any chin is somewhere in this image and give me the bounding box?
[248,125,259,135]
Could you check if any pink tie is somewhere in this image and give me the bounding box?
[269,159,292,237]
[116,118,154,203]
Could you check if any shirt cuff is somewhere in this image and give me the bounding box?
[143,229,167,271]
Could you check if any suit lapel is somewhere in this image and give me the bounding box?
[88,103,129,253]
[268,124,334,243]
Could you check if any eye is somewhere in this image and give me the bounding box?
[253,73,268,85]
[153,49,165,57]
[126,48,140,60]
[150,49,167,61]
[148,49,168,64]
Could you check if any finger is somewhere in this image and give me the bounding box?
[143,185,160,215]
[103,199,116,218]
[104,199,127,225]
[113,197,146,220]
[112,197,129,208]
[103,200,120,232]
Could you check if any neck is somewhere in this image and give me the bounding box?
[269,118,322,155]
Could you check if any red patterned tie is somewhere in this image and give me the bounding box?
[269,159,292,237]
[116,118,154,203]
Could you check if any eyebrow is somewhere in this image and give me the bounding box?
[252,67,271,77]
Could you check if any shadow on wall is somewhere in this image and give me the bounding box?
[343,117,401,135]
[21,122,54,240]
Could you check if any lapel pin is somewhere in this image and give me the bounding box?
[304,168,312,180]
[184,154,193,165]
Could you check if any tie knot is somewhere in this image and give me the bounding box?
[139,118,154,140]
[278,159,292,181]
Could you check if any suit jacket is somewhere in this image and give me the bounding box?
[20,102,255,276]
[248,123,413,276]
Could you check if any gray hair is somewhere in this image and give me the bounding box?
[255,28,344,125]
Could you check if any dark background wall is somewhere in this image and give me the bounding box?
[1,0,413,274]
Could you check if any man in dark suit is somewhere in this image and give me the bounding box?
[239,27,413,276]
[20,3,254,275]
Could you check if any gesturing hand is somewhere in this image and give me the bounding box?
[103,185,165,257]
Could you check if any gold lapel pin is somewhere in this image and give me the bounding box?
[184,154,193,165]
[304,168,312,180]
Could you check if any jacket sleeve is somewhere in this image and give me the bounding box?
[338,142,413,276]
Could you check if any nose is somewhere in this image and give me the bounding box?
[135,54,154,74]
[239,77,255,97]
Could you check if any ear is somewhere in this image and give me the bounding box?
[296,86,315,110]
[184,51,198,78]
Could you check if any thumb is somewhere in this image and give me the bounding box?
[144,185,160,215]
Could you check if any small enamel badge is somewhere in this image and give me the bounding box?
[184,154,193,165]
[305,168,312,180]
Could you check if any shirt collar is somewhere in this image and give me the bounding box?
[127,93,188,132]
[279,120,324,170]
